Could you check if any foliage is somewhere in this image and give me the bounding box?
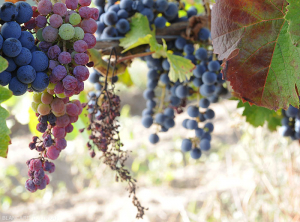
[211,0,300,111]
[0,87,12,158]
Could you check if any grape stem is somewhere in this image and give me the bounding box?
[116,51,155,64]
[158,85,166,113]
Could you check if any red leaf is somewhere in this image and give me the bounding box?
[211,0,292,110]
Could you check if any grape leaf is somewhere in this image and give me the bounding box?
[0,86,12,158]
[166,53,194,82]
[211,0,300,110]
[285,0,300,46]
[118,68,134,87]
[0,56,8,73]
[237,100,281,131]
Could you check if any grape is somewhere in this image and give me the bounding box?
[52,126,66,139]
[81,18,98,34]
[155,113,166,125]
[193,65,206,78]
[204,109,215,119]
[32,72,49,91]
[163,118,175,129]
[0,71,12,86]
[74,53,89,65]
[187,106,199,118]
[149,134,159,144]
[0,35,3,50]
[33,93,42,103]
[25,18,36,30]
[30,51,49,72]
[44,175,50,185]
[25,179,37,192]
[63,75,78,90]
[162,59,170,71]
[170,96,181,106]
[116,19,130,34]
[58,52,72,64]
[154,16,167,29]
[49,14,63,28]
[141,8,154,21]
[183,44,194,55]
[280,125,293,137]
[200,84,215,97]
[164,3,178,20]
[175,37,186,50]
[204,122,214,133]
[55,138,67,150]
[208,61,221,72]
[52,2,67,16]
[83,33,97,49]
[36,15,47,28]
[286,105,298,118]
[66,103,79,116]
[181,139,192,152]
[120,0,133,11]
[0,2,18,22]
[159,73,170,84]
[199,98,210,108]
[38,115,48,123]
[155,0,168,12]
[73,27,85,41]
[17,65,36,84]
[117,9,128,19]
[147,79,158,89]
[190,148,201,159]
[79,6,92,19]
[1,21,21,39]
[3,38,22,57]
[198,28,210,41]
[142,115,153,128]
[73,66,89,81]
[37,122,47,133]
[41,92,53,105]
[69,115,79,123]
[74,40,88,53]
[195,48,207,60]
[43,135,53,148]
[142,108,153,116]
[42,26,59,43]
[202,72,217,85]
[187,6,197,18]
[37,103,51,115]
[56,114,70,127]
[47,45,61,60]
[65,123,74,133]
[66,0,78,10]
[192,78,202,87]
[14,47,32,66]
[132,1,144,12]
[175,85,188,98]
[90,8,100,20]
[59,24,75,40]
[146,100,156,109]
[103,11,118,26]
[69,13,81,26]
[143,89,155,100]
[164,107,174,117]
[185,54,196,64]
[37,0,52,15]
[36,29,45,42]
[187,120,198,130]
[19,31,35,50]
[51,98,65,113]
[15,2,33,23]
[51,65,67,81]
[9,77,27,96]
[29,159,42,171]
[143,0,154,7]
[147,69,159,80]
[47,146,60,160]
[195,128,204,138]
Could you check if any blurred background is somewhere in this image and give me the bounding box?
[1,58,300,222]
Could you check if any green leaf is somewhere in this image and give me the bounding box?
[237,100,281,131]
[118,68,134,87]
[285,0,300,46]
[120,13,154,52]
[0,56,8,73]
[0,86,12,158]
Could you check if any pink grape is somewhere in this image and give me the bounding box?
[51,98,65,113]
[25,18,36,30]
[34,169,45,180]
[55,138,67,150]
[74,53,89,65]
[47,146,60,160]
[37,178,47,190]
[54,82,64,94]
[29,159,42,171]
[25,179,37,192]
[43,160,55,173]
[56,114,70,127]
[52,65,67,81]
[66,0,78,10]
[49,60,59,70]
[47,45,61,60]
[53,2,67,16]
[65,123,73,133]
[37,0,53,15]
[49,74,59,84]
[90,8,100,20]
[35,15,47,28]
[64,89,75,97]
[44,175,50,185]
[69,115,78,123]
[79,6,91,19]
[47,89,55,95]
[79,0,91,6]
[52,109,66,117]
[83,33,96,48]
[72,100,83,114]
[52,126,66,139]
[66,103,79,116]
[73,65,89,81]
[65,10,76,23]
[41,92,53,105]
[74,81,84,94]
[81,18,97,34]
[73,40,88,53]
[37,103,51,115]
[32,6,39,17]
[42,26,59,42]
[49,14,63,28]
[62,97,69,104]
[63,75,78,90]
[58,52,72,64]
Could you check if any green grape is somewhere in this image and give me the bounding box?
[56,93,66,98]
[31,102,39,113]
[73,27,84,40]
[33,93,42,103]
[71,51,77,58]
[69,13,81,26]
[59,24,75,40]
[36,29,45,41]
[48,83,56,90]
[37,103,51,115]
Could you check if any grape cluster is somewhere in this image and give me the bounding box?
[280,105,300,140]
[140,28,227,159]
[0,2,50,96]
[94,0,203,39]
